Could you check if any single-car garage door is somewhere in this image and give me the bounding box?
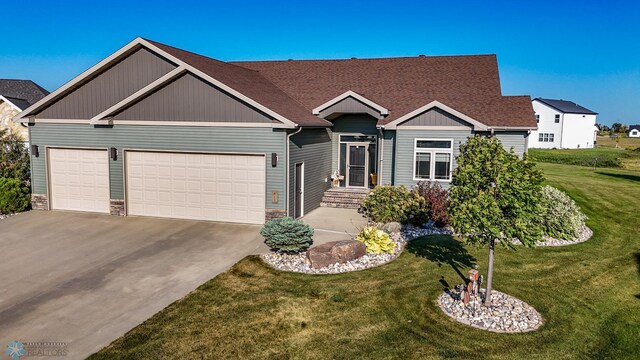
[125,151,266,224]
[48,148,110,213]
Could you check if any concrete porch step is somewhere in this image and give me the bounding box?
[319,187,370,209]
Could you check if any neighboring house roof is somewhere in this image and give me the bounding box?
[0,79,49,109]
[234,55,536,128]
[534,98,598,115]
[630,125,640,132]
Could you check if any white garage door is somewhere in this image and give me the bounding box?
[48,148,110,213]
[125,151,266,224]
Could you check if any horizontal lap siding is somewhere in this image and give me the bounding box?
[493,131,529,157]
[394,129,473,189]
[381,131,395,185]
[30,124,286,210]
[289,128,332,216]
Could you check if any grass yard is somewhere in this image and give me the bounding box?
[529,147,640,171]
[596,135,640,150]
[90,163,640,360]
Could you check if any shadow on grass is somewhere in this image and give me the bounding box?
[406,235,477,284]
[635,252,640,300]
[597,171,640,182]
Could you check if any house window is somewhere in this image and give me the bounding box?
[538,133,555,142]
[535,114,540,123]
[555,114,560,123]
[413,139,453,181]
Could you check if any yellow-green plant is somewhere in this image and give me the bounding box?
[356,226,395,254]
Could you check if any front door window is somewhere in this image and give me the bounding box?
[338,135,377,188]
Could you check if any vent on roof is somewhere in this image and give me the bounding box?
[351,57,357,60]
[419,54,426,57]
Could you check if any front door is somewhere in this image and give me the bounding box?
[346,144,367,187]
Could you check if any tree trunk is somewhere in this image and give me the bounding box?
[484,238,495,307]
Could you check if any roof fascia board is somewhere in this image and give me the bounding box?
[18,118,292,128]
[90,66,187,124]
[139,39,298,128]
[384,101,488,130]
[312,90,389,116]
[13,37,148,122]
[0,95,23,112]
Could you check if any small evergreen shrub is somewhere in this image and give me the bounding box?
[415,181,450,227]
[540,185,587,240]
[0,178,30,214]
[0,130,31,184]
[360,185,427,225]
[355,226,395,254]
[260,217,314,253]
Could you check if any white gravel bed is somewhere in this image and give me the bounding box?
[438,288,543,333]
[0,213,17,220]
[261,222,452,274]
[512,225,592,247]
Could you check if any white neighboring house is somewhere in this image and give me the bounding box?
[530,98,598,149]
[629,125,640,138]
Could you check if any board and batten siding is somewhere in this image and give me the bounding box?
[394,128,473,189]
[318,97,382,120]
[113,73,275,123]
[330,114,379,172]
[400,107,470,127]
[30,123,287,210]
[37,48,177,119]
[288,128,332,216]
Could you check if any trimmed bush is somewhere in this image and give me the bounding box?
[0,178,30,214]
[415,181,450,227]
[355,226,395,254]
[360,185,427,225]
[260,217,314,253]
[540,185,587,240]
[0,130,31,184]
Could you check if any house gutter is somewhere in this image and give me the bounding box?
[377,126,384,185]
[286,126,303,217]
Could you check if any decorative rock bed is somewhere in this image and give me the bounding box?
[512,225,593,247]
[0,213,17,221]
[438,288,543,333]
[261,222,452,274]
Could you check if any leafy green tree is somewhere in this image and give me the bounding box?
[448,136,544,305]
[611,122,623,133]
[0,129,30,184]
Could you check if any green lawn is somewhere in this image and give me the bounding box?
[90,163,640,360]
[529,147,640,170]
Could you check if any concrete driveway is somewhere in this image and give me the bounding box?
[0,211,264,359]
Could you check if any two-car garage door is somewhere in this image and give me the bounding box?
[126,151,266,224]
[47,148,266,224]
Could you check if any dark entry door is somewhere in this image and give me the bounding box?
[347,145,367,187]
[294,163,303,218]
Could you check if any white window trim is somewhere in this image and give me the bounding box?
[412,138,453,182]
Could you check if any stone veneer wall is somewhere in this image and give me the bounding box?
[0,101,27,140]
[31,194,48,210]
[110,199,125,216]
[265,209,287,221]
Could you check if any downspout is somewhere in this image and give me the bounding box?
[377,126,384,185]
[286,126,303,217]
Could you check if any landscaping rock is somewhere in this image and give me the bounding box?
[381,222,402,234]
[512,225,593,247]
[306,240,366,269]
[438,288,543,333]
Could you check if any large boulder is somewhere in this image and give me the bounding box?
[306,240,366,269]
[381,222,402,234]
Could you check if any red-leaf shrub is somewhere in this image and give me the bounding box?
[415,181,450,227]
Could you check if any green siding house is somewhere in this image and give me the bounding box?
[14,37,536,224]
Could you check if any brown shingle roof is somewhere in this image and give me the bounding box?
[147,39,535,129]
[233,56,536,128]
[146,40,331,127]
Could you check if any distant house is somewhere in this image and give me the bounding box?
[0,79,49,140]
[629,125,640,138]
[530,98,598,149]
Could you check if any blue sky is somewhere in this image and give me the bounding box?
[1,1,638,125]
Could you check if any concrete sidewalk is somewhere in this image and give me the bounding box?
[300,207,368,245]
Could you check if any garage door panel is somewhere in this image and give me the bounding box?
[49,148,110,213]
[126,152,265,224]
